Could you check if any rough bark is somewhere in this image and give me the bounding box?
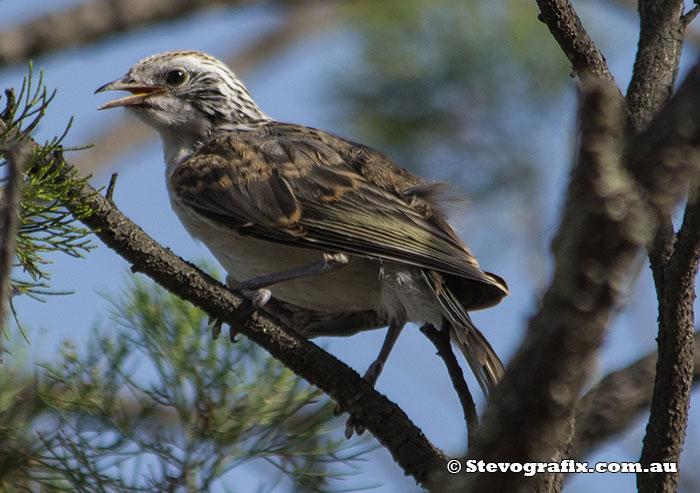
[459,55,700,491]
[0,115,448,488]
[460,78,632,493]
[624,3,699,491]
[535,0,618,85]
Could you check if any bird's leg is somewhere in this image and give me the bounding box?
[230,253,349,291]
[338,322,405,439]
[214,251,347,341]
[362,322,404,386]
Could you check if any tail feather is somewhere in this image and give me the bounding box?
[422,270,504,395]
[449,314,504,395]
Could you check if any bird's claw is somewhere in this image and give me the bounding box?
[229,326,239,343]
[335,365,379,438]
[210,316,223,339]
[345,416,365,439]
[334,401,364,439]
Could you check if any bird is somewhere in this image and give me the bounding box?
[96,50,509,427]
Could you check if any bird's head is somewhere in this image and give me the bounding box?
[96,50,268,151]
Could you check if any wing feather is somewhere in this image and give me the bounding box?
[171,125,508,298]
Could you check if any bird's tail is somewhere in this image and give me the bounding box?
[422,270,504,395]
[448,312,504,395]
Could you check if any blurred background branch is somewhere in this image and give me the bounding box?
[74,1,340,175]
[0,141,29,355]
[0,0,307,67]
[573,328,700,461]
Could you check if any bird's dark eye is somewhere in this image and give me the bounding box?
[165,69,187,86]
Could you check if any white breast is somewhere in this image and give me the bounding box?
[168,193,382,313]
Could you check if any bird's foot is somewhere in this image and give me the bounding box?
[334,361,384,438]
[334,403,366,439]
[207,277,273,342]
[227,288,271,341]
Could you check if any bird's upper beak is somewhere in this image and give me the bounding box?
[95,76,166,110]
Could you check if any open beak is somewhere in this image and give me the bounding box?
[95,77,166,110]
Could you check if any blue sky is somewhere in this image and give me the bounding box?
[2,1,699,491]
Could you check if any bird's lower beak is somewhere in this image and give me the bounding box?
[95,77,165,110]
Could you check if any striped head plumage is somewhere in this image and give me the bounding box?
[96,50,270,162]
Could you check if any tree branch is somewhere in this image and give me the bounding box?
[0,115,447,487]
[627,69,700,492]
[420,323,478,446]
[535,0,617,85]
[573,329,700,460]
[0,140,30,356]
[615,5,699,489]
[460,54,700,490]
[671,186,700,292]
[0,0,267,67]
[530,8,698,488]
[639,186,699,492]
[78,166,447,485]
[460,77,630,492]
[626,0,686,132]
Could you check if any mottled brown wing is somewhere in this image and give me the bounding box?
[171,130,507,292]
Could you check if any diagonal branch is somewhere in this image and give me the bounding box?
[72,168,447,486]
[0,115,447,487]
[573,329,700,460]
[535,0,617,86]
[0,0,301,67]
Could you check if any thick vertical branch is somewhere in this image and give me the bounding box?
[460,79,633,493]
[626,0,686,132]
[459,56,700,491]
[638,190,700,493]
